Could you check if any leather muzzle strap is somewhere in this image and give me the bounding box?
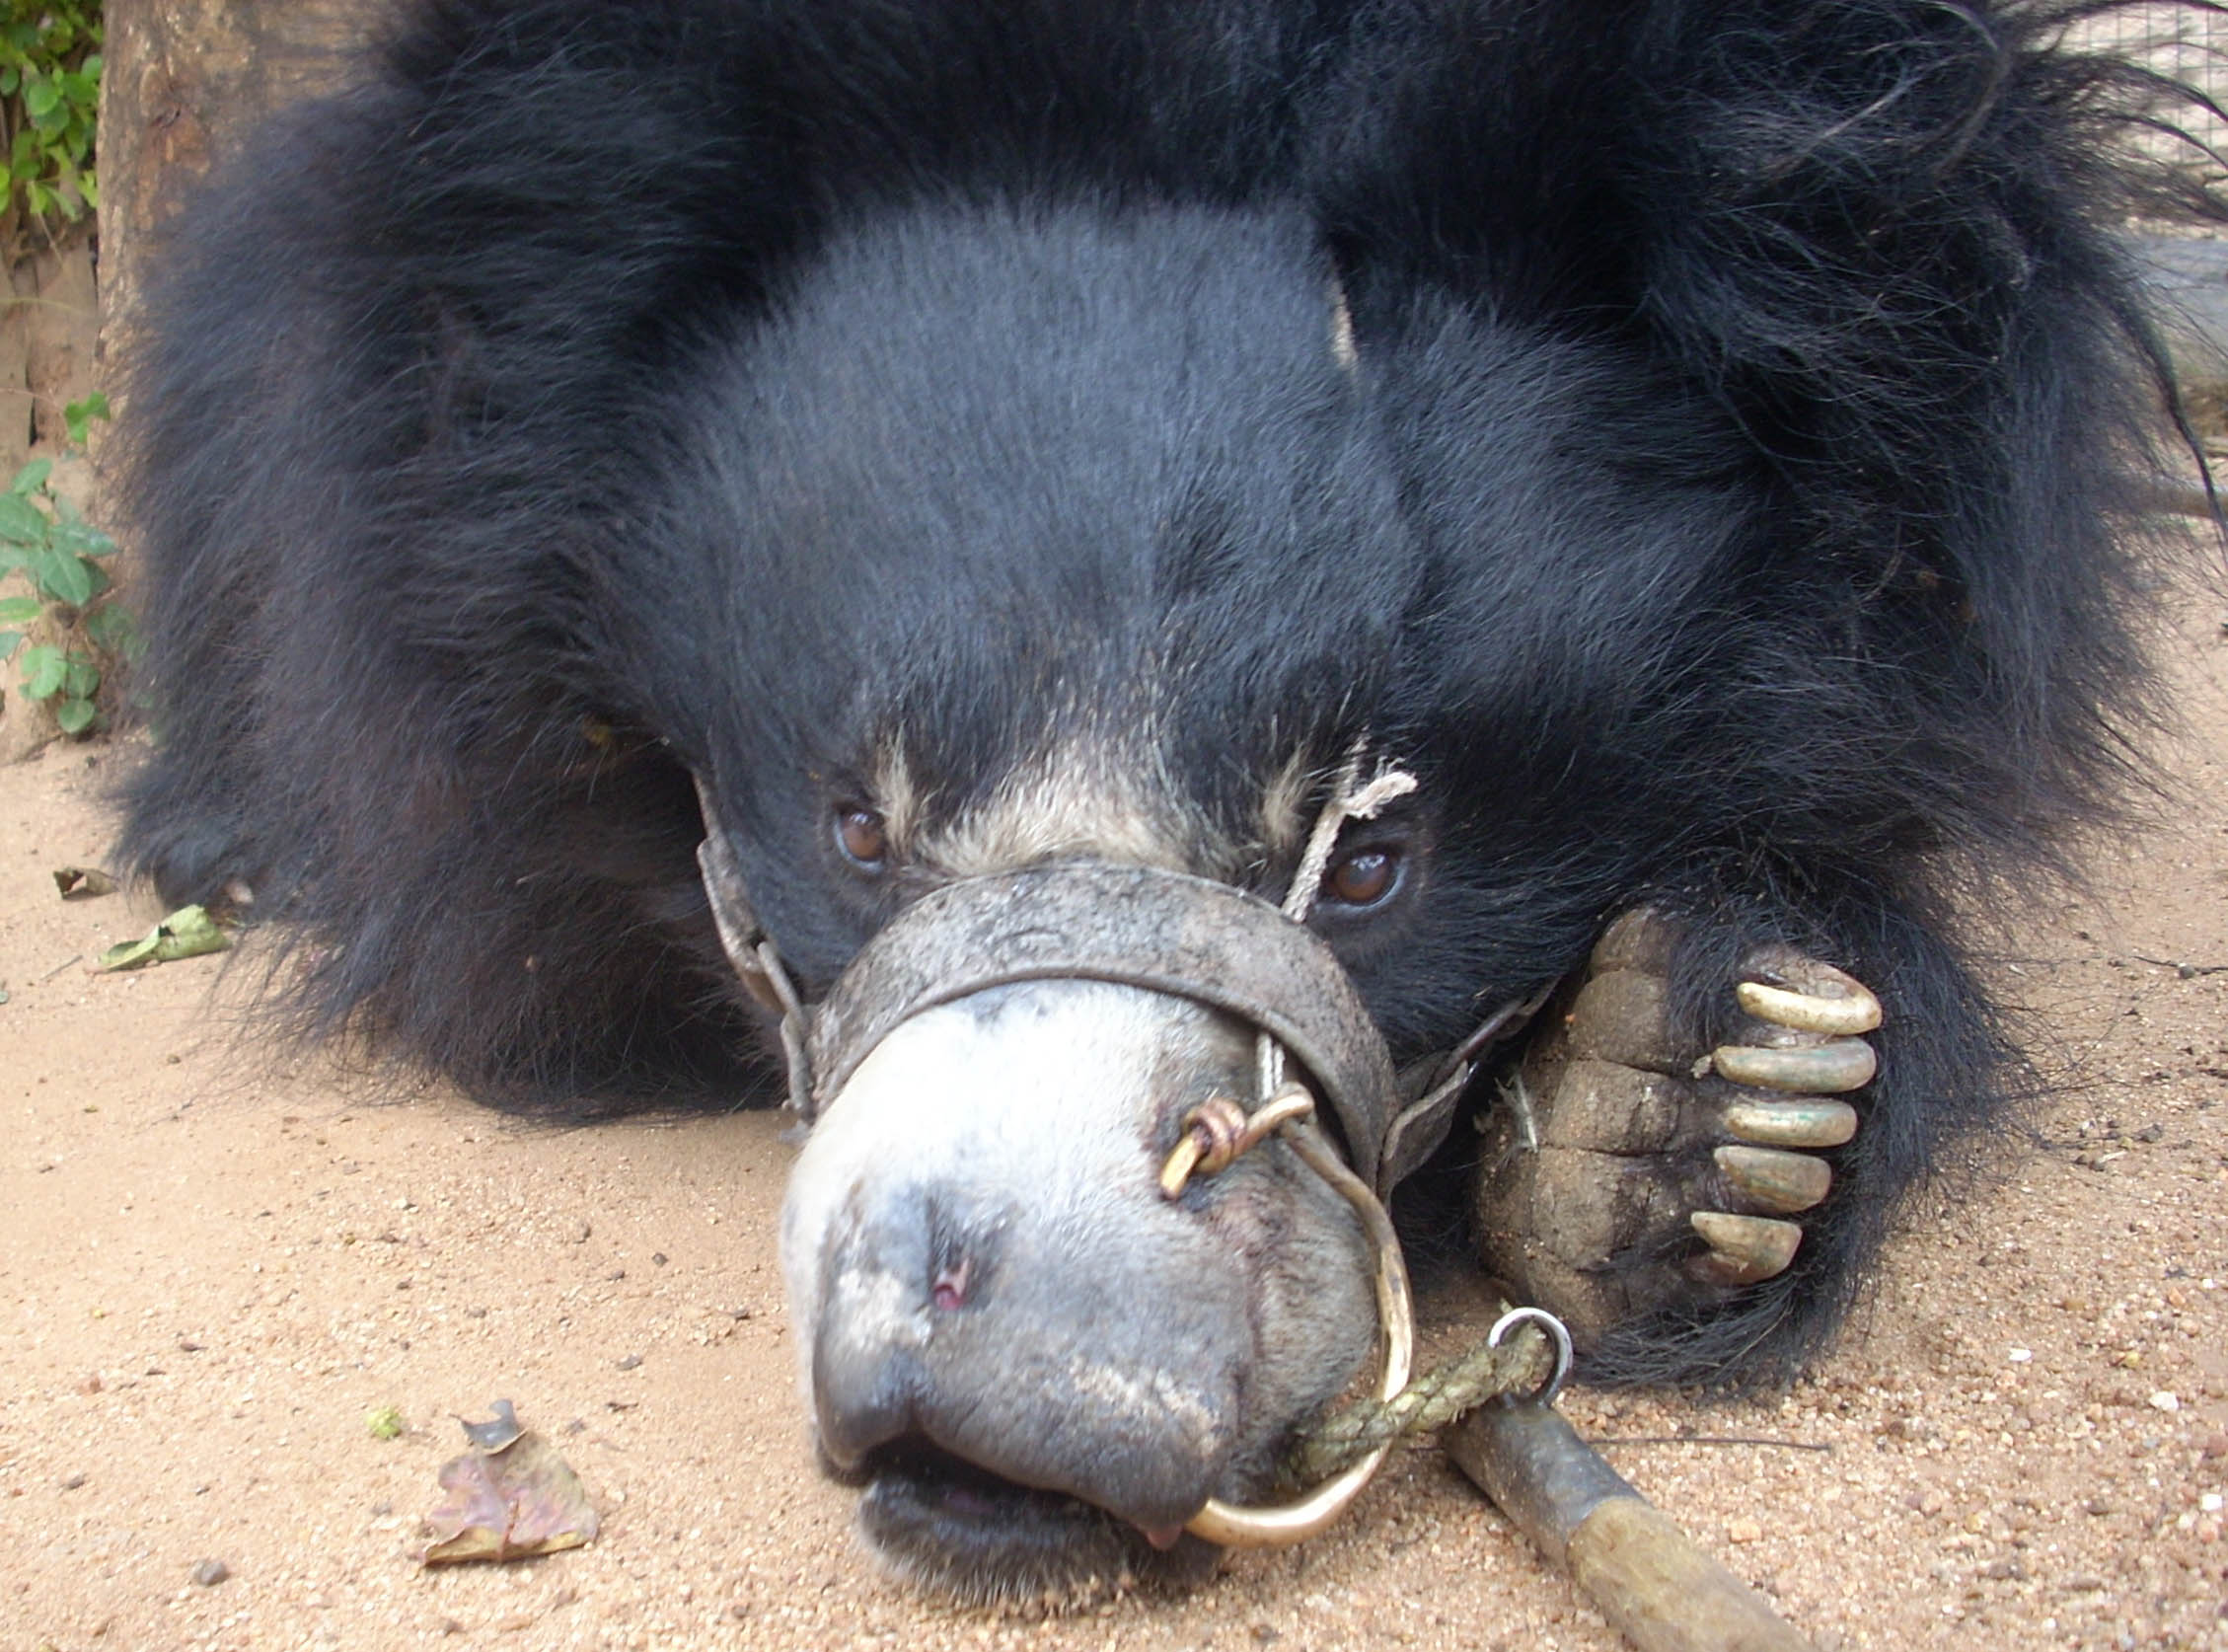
[805,863,1403,1191]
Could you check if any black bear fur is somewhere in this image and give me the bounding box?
[116,0,2214,1385]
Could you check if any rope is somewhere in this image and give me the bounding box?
[1284,1310,1555,1486]
[1261,740,1418,1099]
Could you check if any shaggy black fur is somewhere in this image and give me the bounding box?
[118,0,2213,1384]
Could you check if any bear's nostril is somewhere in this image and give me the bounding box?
[925,1205,994,1313]
[930,1257,972,1312]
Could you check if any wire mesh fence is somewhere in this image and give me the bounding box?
[2077,4,2228,162]
[2080,13,2228,426]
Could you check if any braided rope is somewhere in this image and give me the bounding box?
[1284,1312,1556,1486]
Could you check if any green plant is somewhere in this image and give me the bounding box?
[64,386,103,445]
[0,2,99,252]
[0,415,128,735]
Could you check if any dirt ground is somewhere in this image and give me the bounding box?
[3,608,2225,1652]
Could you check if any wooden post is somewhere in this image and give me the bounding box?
[1447,1401,1816,1652]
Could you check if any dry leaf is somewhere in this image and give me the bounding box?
[53,866,116,899]
[419,1402,599,1565]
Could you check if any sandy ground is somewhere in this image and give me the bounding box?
[3,611,2226,1652]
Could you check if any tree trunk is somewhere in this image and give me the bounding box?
[97,0,388,361]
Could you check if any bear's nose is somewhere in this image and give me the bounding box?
[803,1168,1238,1533]
[809,1181,1004,1468]
[779,980,1329,1533]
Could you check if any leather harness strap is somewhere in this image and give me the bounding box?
[805,861,1403,1189]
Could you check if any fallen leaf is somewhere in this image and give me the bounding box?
[98,906,231,972]
[419,1402,598,1565]
[53,866,117,899]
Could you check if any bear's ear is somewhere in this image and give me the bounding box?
[1311,0,2219,573]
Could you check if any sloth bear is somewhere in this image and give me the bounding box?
[118,0,2206,1603]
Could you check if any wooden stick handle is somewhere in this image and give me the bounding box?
[1446,1401,1815,1652]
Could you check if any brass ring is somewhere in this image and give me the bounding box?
[1183,1112,1416,1547]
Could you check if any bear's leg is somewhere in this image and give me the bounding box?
[115,735,271,914]
[1473,908,1876,1359]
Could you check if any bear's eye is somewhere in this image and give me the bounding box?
[835,807,888,869]
[1321,845,1400,910]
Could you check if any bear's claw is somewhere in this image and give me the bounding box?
[1717,1097,1857,1149]
[1471,909,1879,1353]
[1686,1212,1805,1286]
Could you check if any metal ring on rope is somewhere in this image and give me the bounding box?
[1487,1306,1574,1409]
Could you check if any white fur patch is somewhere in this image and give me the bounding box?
[1328,276,1358,372]
[1256,749,1316,867]
[867,742,926,858]
[915,737,1205,878]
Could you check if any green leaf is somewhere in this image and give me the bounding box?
[78,168,96,208]
[0,66,19,95]
[62,657,98,700]
[0,594,37,625]
[21,642,64,698]
[100,906,232,971]
[30,548,92,606]
[50,520,115,559]
[62,392,108,448]
[0,629,19,656]
[10,456,51,494]
[23,77,58,117]
[0,492,46,543]
[53,695,95,733]
[84,603,133,650]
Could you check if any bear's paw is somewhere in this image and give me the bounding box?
[1472,908,1877,1354]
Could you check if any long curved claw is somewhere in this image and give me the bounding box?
[1713,1144,1831,1213]
[1711,1039,1876,1093]
[1720,1097,1859,1149]
[1736,977,1882,1037]
[1687,1211,1803,1285]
